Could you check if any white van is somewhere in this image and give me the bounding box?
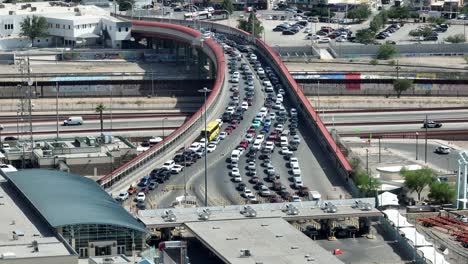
[308,191,322,201]
[231,149,241,162]
[63,116,83,126]
[280,136,289,147]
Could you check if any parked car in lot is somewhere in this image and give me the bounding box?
[117,192,129,201]
[435,145,450,154]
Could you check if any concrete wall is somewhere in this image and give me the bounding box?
[329,43,468,58]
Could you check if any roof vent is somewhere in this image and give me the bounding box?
[31,240,39,252]
[240,249,251,257]
[198,208,211,221]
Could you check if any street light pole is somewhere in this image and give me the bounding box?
[56,82,59,140]
[162,117,167,152]
[415,132,419,160]
[198,87,211,207]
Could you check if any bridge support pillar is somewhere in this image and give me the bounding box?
[160,228,173,241]
[208,60,215,79]
[359,217,371,235]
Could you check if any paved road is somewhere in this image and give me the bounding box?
[0,116,187,136]
[331,122,468,134]
[321,109,468,125]
[150,46,348,208]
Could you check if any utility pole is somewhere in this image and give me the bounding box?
[366,148,369,175]
[56,82,59,140]
[424,114,428,163]
[415,132,419,160]
[198,87,211,207]
[378,137,381,163]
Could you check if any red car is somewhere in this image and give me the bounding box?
[239,140,249,149]
[225,127,233,134]
[127,186,138,195]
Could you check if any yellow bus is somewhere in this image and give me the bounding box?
[201,121,220,141]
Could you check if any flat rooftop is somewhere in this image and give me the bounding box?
[139,199,381,228]
[185,218,344,264]
[0,181,72,259]
[0,2,120,22]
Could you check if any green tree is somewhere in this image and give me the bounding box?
[393,79,413,98]
[445,34,466,43]
[387,6,410,20]
[305,6,335,18]
[427,16,446,25]
[409,26,433,38]
[237,11,264,38]
[428,181,456,204]
[347,6,371,21]
[355,170,381,196]
[356,29,375,44]
[95,103,106,135]
[377,43,398,59]
[116,0,135,11]
[19,15,48,46]
[401,167,435,201]
[221,0,234,15]
[369,11,387,32]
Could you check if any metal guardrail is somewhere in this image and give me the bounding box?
[97,21,226,189]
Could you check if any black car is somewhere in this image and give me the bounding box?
[148,182,158,190]
[237,183,247,191]
[174,154,185,163]
[282,30,296,35]
[222,112,231,122]
[273,26,287,32]
[424,35,438,41]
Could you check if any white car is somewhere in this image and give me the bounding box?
[318,37,331,43]
[231,76,239,83]
[219,132,228,140]
[257,68,265,75]
[231,167,241,177]
[293,177,303,188]
[232,71,240,78]
[117,192,129,201]
[225,106,235,114]
[255,134,265,143]
[252,141,261,150]
[171,164,184,174]
[292,164,301,176]
[268,112,276,120]
[189,142,202,152]
[292,195,301,202]
[237,147,245,156]
[243,188,255,198]
[241,101,249,110]
[249,54,257,61]
[275,124,284,132]
[162,160,175,170]
[206,143,217,153]
[273,102,282,110]
[278,89,285,96]
[210,136,221,145]
[259,107,268,117]
[246,84,254,91]
[280,146,292,156]
[260,185,271,196]
[276,94,283,102]
[290,108,297,116]
[136,192,146,202]
[290,157,299,168]
[233,175,242,182]
[245,133,255,143]
[292,135,301,144]
[247,161,256,171]
[264,141,275,151]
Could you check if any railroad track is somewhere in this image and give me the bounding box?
[321,107,468,114]
[324,118,468,127]
[339,129,468,139]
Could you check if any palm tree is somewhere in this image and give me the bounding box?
[95,103,106,135]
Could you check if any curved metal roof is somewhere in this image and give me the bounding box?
[6,169,148,233]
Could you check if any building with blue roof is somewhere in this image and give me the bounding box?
[4,169,150,259]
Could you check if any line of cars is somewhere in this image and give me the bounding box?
[376,23,402,40]
[273,20,308,35]
[306,26,352,43]
[224,51,316,204]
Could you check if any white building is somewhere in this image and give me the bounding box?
[0,1,131,49]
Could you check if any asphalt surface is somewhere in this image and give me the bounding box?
[346,139,460,174]
[321,109,468,125]
[0,116,187,135]
[148,45,348,208]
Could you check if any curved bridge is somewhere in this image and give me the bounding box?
[99,18,353,196]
